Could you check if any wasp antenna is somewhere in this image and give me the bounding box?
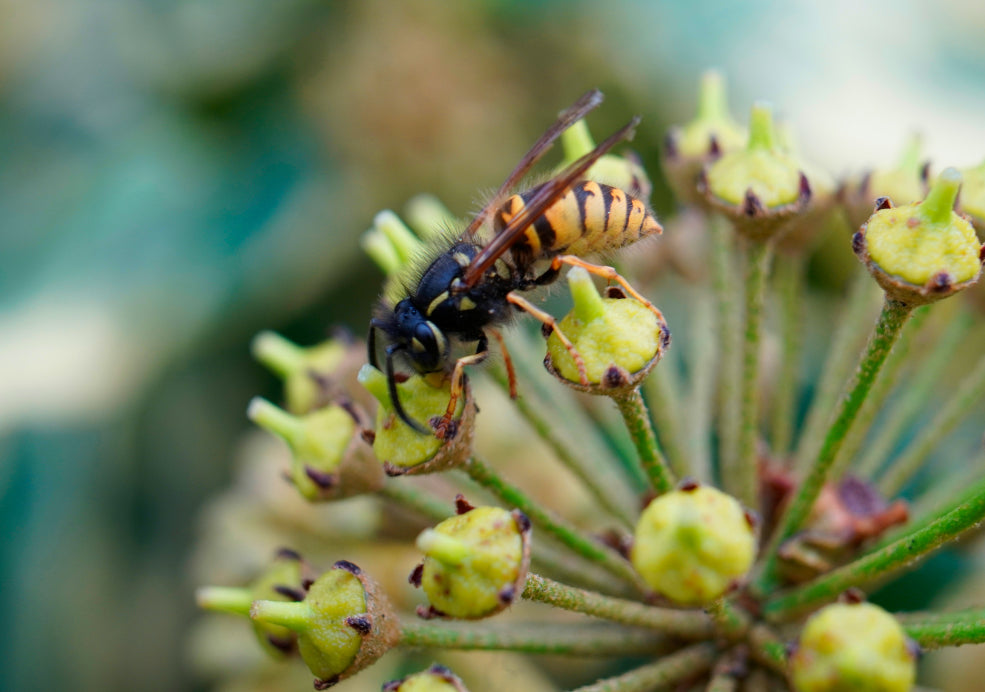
[384,345,430,435]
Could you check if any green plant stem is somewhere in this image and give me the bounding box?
[462,456,644,590]
[747,624,788,674]
[855,310,973,478]
[770,252,806,459]
[685,292,716,482]
[612,388,676,494]
[877,348,985,496]
[705,598,750,639]
[196,586,253,616]
[568,642,718,692]
[527,540,638,599]
[643,367,690,479]
[897,608,985,648]
[710,214,742,481]
[521,573,714,638]
[792,269,881,473]
[756,297,914,594]
[733,239,772,509]
[378,478,455,523]
[829,305,931,479]
[706,672,738,692]
[398,620,668,657]
[762,472,985,620]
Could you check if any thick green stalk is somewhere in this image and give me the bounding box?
[462,457,644,589]
[756,297,914,593]
[684,292,716,482]
[522,573,714,638]
[705,672,738,692]
[612,388,676,495]
[878,349,985,496]
[568,643,718,692]
[898,608,985,648]
[770,253,806,458]
[763,473,985,620]
[643,366,690,479]
[398,620,668,656]
[710,215,742,481]
[733,239,772,509]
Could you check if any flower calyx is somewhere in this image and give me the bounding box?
[383,664,470,692]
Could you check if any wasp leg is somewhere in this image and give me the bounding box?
[552,255,667,323]
[434,349,488,439]
[505,291,589,385]
[487,327,518,399]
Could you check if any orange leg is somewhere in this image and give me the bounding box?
[488,327,517,399]
[434,350,488,439]
[553,255,666,323]
[506,291,589,385]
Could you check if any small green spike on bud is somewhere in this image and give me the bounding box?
[631,484,756,605]
[413,506,531,619]
[789,602,916,692]
[247,397,383,500]
[545,267,668,394]
[854,167,983,305]
[384,664,470,692]
[357,365,475,475]
[362,210,426,276]
[251,560,399,689]
[405,194,457,240]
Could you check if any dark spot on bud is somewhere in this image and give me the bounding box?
[852,231,865,256]
[416,604,445,620]
[929,272,952,292]
[302,578,314,590]
[541,322,554,338]
[345,615,372,635]
[874,196,893,211]
[785,641,799,658]
[840,587,865,604]
[498,586,516,604]
[708,134,722,158]
[382,682,401,692]
[512,509,532,534]
[275,547,302,562]
[679,478,700,492]
[798,172,813,203]
[455,494,475,515]
[273,585,306,602]
[920,161,931,184]
[906,637,924,660]
[743,509,760,529]
[333,560,362,575]
[603,366,629,389]
[743,189,765,217]
[430,416,458,440]
[663,131,679,160]
[383,462,404,477]
[660,327,672,352]
[980,244,985,263]
[604,285,627,299]
[428,664,455,679]
[314,675,340,690]
[360,429,376,445]
[409,563,423,587]
[305,466,336,489]
[266,633,295,654]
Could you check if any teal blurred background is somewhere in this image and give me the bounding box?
[3,1,985,690]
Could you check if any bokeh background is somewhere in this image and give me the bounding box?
[2,1,985,690]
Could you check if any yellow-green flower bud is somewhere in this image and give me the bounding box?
[404,194,457,240]
[545,267,669,394]
[958,158,985,236]
[248,397,384,500]
[196,548,309,658]
[842,134,929,230]
[250,560,399,689]
[358,364,475,475]
[662,71,747,205]
[854,168,984,305]
[559,119,652,201]
[701,103,811,241]
[251,330,366,416]
[789,602,916,692]
[411,505,531,619]
[631,484,756,605]
[384,664,470,692]
[775,124,839,254]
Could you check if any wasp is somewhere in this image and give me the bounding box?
[368,90,664,436]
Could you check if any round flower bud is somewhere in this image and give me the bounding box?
[247,397,384,501]
[630,484,756,605]
[544,267,669,395]
[358,364,476,476]
[250,560,399,689]
[841,134,929,230]
[384,664,470,692]
[789,602,916,692]
[411,505,532,619]
[853,168,984,305]
[700,103,811,242]
[195,548,309,658]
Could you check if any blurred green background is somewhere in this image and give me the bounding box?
[3,1,985,690]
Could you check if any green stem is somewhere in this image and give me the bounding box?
[756,297,914,594]
[897,608,985,649]
[763,473,985,620]
[378,478,455,523]
[522,573,714,638]
[462,457,644,590]
[684,292,716,482]
[710,214,742,480]
[792,269,881,473]
[705,598,750,639]
[568,643,718,692]
[612,388,676,494]
[643,366,690,480]
[770,253,806,459]
[398,620,668,656]
[734,239,772,509]
[706,671,738,692]
[855,310,973,478]
[195,586,254,616]
[877,348,985,496]
[747,624,788,674]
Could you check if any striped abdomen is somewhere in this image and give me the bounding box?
[496,180,662,261]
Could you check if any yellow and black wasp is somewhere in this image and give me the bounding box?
[368,89,664,435]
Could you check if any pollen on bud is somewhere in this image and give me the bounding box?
[383,664,470,692]
[544,266,668,394]
[854,167,983,305]
[250,561,399,689]
[630,485,756,605]
[412,506,531,619]
[357,364,475,475]
[247,396,383,501]
[789,602,916,692]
